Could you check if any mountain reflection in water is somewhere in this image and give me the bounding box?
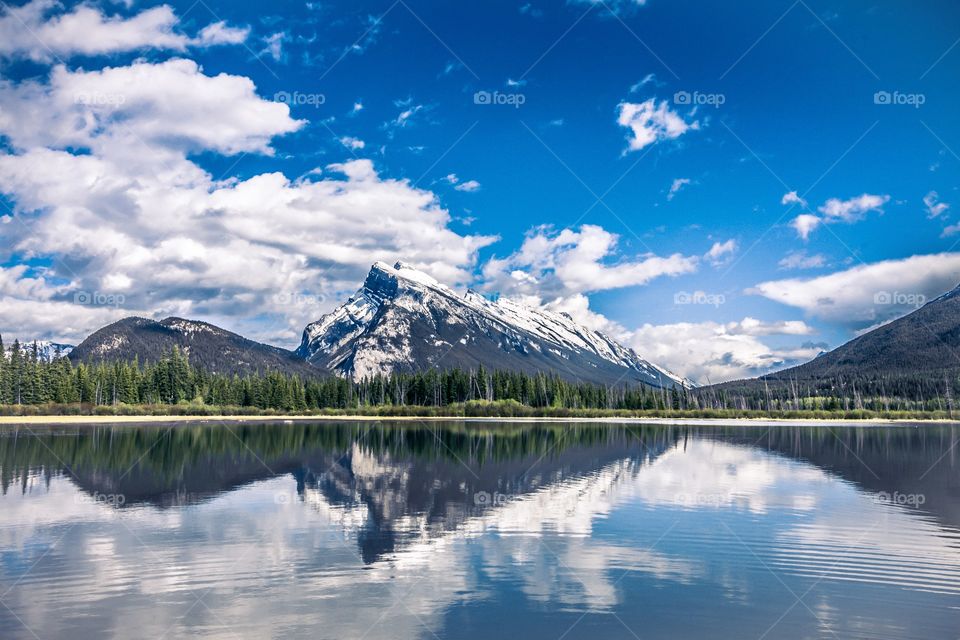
[0,421,958,640]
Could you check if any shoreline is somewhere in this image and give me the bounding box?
[0,414,956,427]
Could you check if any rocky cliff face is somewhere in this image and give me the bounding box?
[297,261,686,388]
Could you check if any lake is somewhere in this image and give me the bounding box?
[1,420,958,639]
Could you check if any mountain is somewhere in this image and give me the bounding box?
[715,282,960,392]
[4,340,74,362]
[69,317,320,378]
[297,261,686,388]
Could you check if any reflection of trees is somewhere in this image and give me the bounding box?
[724,425,960,528]
[0,422,677,498]
[2,421,957,527]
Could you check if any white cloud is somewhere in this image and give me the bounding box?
[942,223,960,238]
[616,99,699,153]
[818,193,889,223]
[778,251,826,270]
[749,252,960,328]
[629,318,820,384]
[492,290,819,383]
[786,193,889,239]
[543,293,631,340]
[455,180,481,193]
[384,102,425,132]
[481,224,699,298]
[0,0,245,61]
[924,190,949,219]
[629,73,660,93]
[339,136,366,150]
[195,21,250,46]
[0,60,496,345]
[781,191,808,208]
[0,59,304,156]
[790,214,821,241]
[667,178,691,200]
[704,239,737,267]
[261,31,286,62]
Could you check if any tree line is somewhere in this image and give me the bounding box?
[0,336,956,413]
[0,338,681,410]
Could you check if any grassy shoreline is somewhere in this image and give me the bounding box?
[0,402,956,425]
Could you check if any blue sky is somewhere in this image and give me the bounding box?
[0,0,958,382]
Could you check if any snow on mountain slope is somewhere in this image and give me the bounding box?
[3,340,74,362]
[297,261,688,388]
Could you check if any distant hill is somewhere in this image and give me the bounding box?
[713,283,960,397]
[297,261,687,388]
[69,317,321,378]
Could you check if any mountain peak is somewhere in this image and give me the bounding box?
[301,261,686,388]
[365,260,446,294]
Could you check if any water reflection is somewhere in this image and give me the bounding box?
[0,421,958,639]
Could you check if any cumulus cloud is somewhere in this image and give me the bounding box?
[749,253,960,328]
[0,0,246,61]
[790,214,821,241]
[0,59,304,156]
[818,193,890,223]
[629,318,820,384]
[704,239,737,267]
[455,180,481,192]
[487,286,819,383]
[0,59,496,345]
[781,191,808,208]
[481,224,699,298]
[543,293,631,340]
[617,99,699,153]
[339,136,366,150]
[786,193,889,240]
[195,21,250,46]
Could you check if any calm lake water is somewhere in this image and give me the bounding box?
[0,420,959,639]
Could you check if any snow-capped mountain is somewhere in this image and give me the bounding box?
[3,340,74,362]
[297,261,688,388]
